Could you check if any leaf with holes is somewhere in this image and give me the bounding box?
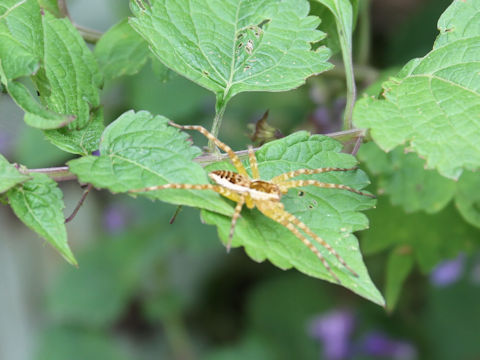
[68,110,233,215]
[0,154,30,193]
[354,0,480,179]
[7,173,77,265]
[129,0,332,105]
[201,132,382,305]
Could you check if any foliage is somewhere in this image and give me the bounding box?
[354,0,480,179]
[1,0,480,350]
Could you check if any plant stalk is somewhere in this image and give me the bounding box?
[209,97,228,153]
[18,128,367,182]
[335,9,357,130]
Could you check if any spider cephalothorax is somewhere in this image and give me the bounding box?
[130,122,374,284]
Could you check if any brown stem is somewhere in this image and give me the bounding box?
[65,184,93,223]
[17,128,368,183]
[57,0,102,44]
[57,0,70,18]
[20,166,76,182]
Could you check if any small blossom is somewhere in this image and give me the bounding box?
[103,204,130,233]
[360,332,417,360]
[430,254,465,287]
[308,309,355,360]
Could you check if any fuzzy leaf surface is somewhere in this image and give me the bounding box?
[0,154,29,192]
[7,173,76,265]
[68,110,233,215]
[0,1,103,153]
[129,0,332,103]
[354,0,480,179]
[201,132,382,305]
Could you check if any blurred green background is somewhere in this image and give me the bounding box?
[1,0,479,359]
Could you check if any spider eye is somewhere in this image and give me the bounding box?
[298,191,305,197]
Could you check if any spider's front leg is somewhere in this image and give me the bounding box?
[270,167,358,183]
[129,183,224,193]
[277,180,375,198]
[168,122,249,177]
[255,201,356,284]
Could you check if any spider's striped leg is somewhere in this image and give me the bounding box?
[169,122,249,177]
[277,180,375,198]
[227,195,246,252]
[129,183,224,193]
[270,167,357,183]
[284,212,358,277]
[256,202,342,284]
[248,145,260,179]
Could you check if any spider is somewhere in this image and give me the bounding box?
[130,123,374,283]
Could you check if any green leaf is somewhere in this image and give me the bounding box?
[359,142,480,227]
[310,0,356,55]
[455,171,480,229]
[68,110,233,215]
[0,0,103,152]
[312,0,354,54]
[129,0,332,104]
[358,142,457,213]
[354,0,480,179]
[35,11,102,130]
[0,154,30,192]
[201,132,382,305]
[385,246,414,311]
[312,0,355,125]
[6,173,77,265]
[362,198,478,273]
[44,105,104,155]
[0,0,42,80]
[94,19,150,81]
[0,0,71,129]
[38,0,61,17]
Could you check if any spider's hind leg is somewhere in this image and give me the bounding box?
[227,195,246,252]
[256,202,356,283]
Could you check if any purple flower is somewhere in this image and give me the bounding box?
[308,309,355,360]
[103,204,130,233]
[430,254,465,287]
[92,149,100,156]
[360,332,416,360]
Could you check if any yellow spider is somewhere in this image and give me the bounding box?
[130,123,374,283]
